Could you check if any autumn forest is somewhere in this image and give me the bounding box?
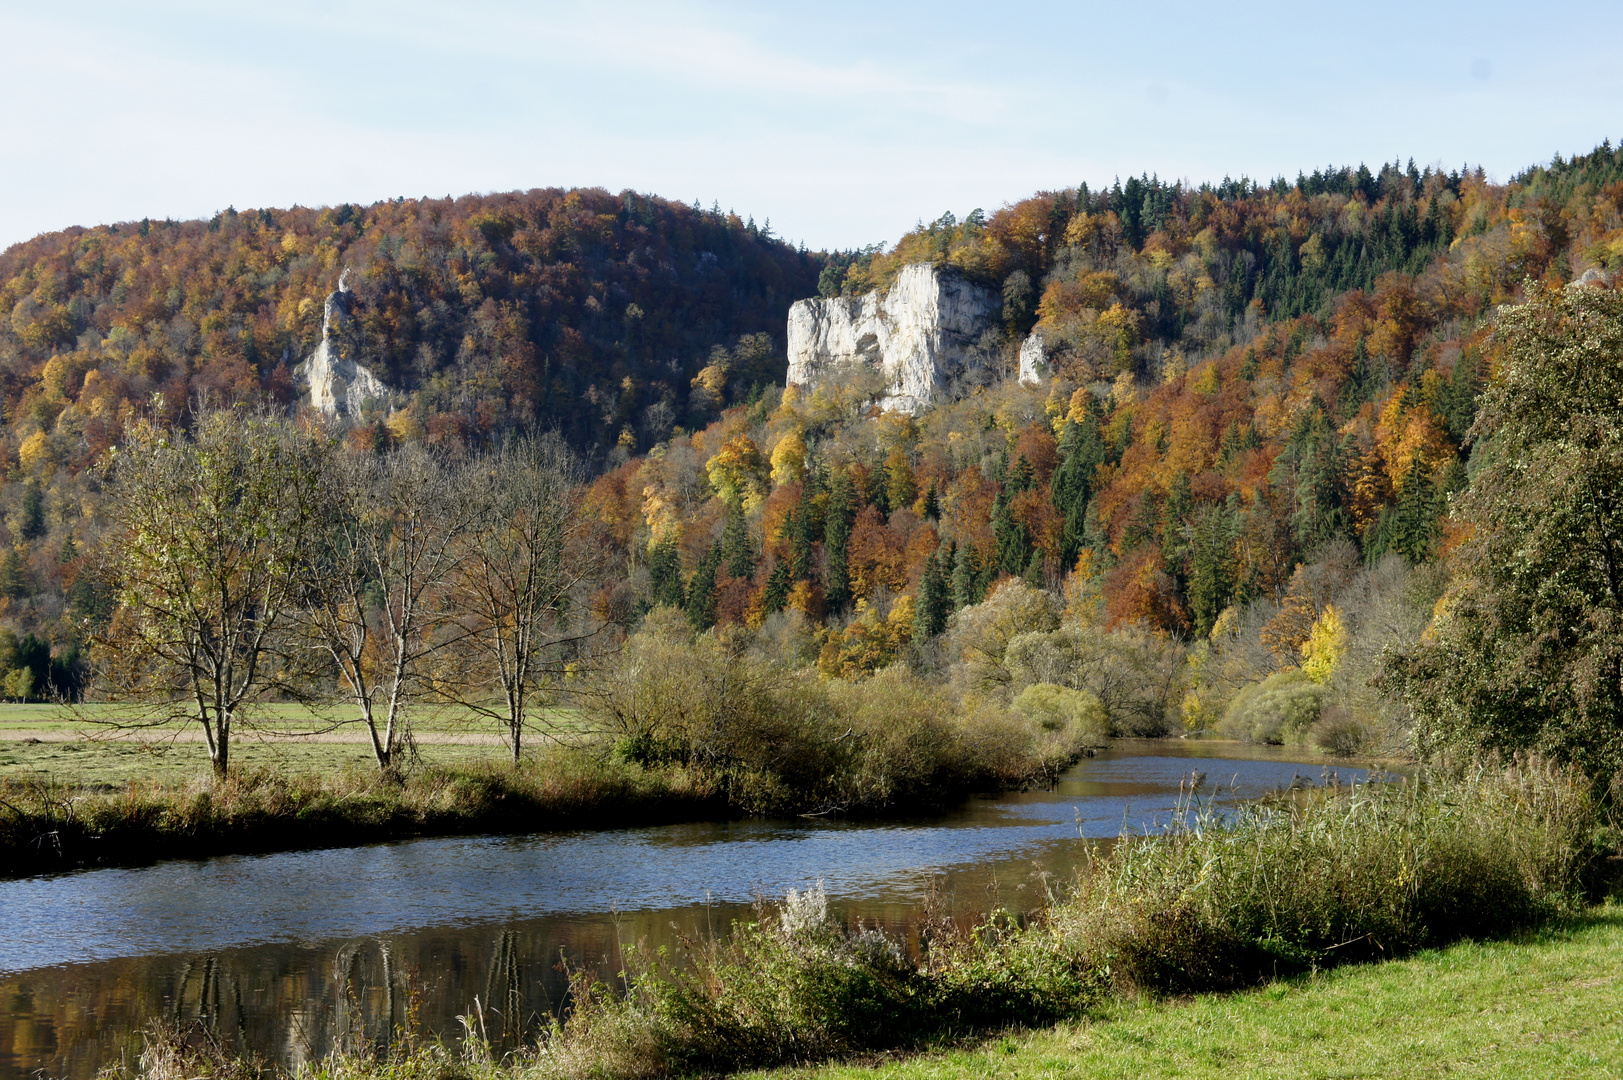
[4,144,1623,763]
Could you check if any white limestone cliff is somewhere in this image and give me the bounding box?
[1017,330,1050,386]
[294,271,391,419]
[786,263,998,413]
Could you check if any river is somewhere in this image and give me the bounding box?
[0,741,1368,1078]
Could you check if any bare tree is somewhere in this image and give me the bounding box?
[95,409,330,777]
[300,443,472,771]
[443,433,595,763]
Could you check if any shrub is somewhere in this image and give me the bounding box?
[1311,705,1374,757]
[1219,669,1324,744]
[1060,758,1596,992]
[1012,683,1110,745]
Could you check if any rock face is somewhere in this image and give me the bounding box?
[786,263,999,413]
[294,271,390,419]
[1017,330,1050,386]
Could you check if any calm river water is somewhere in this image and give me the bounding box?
[0,742,1367,1079]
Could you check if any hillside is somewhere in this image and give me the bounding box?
[576,143,1623,752]
[6,145,1623,735]
[0,188,820,464]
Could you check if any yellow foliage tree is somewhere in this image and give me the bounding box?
[817,597,914,679]
[17,431,51,473]
[769,431,806,487]
[1300,604,1349,685]
[706,435,768,509]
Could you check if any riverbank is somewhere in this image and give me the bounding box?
[0,754,735,878]
[0,688,1088,877]
[103,762,1618,1080]
[755,905,1623,1080]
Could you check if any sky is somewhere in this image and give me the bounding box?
[2,0,1621,254]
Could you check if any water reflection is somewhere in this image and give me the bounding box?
[0,743,1367,1079]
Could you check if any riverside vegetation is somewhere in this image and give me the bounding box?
[100,761,1621,1080]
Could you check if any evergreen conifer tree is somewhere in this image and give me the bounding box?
[913,550,949,641]
[685,544,721,630]
[921,481,941,522]
[1052,417,1105,567]
[648,536,686,609]
[824,469,856,611]
[721,507,754,579]
[0,547,28,600]
[762,559,791,616]
[951,543,985,609]
[1186,502,1237,637]
[19,480,44,541]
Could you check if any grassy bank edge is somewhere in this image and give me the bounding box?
[0,755,737,878]
[745,903,1623,1080]
[0,745,1089,879]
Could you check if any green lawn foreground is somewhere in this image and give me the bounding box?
[752,905,1623,1080]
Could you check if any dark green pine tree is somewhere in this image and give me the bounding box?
[951,543,987,609]
[1052,417,1105,568]
[1006,455,1034,494]
[824,469,857,611]
[648,535,686,610]
[1186,502,1238,637]
[921,481,941,522]
[685,544,721,630]
[1120,490,1161,552]
[721,507,754,579]
[1160,471,1194,572]
[991,486,1033,578]
[865,465,889,517]
[1337,337,1377,418]
[1441,347,1483,442]
[1375,458,1441,563]
[19,479,45,541]
[1270,405,1349,555]
[790,476,822,580]
[0,547,28,600]
[762,559,791,616]
[913,550,950,641]
[788,507,814,581]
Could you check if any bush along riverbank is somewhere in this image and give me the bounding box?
[0,663,1091,876]
[105,759,1620,1080]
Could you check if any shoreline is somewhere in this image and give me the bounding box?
[0,737,1394,881]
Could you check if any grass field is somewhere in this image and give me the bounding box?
[0,701,589,785]
[747,905,1623,1080]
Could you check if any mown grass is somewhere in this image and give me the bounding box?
[749,905,1623,1080]
[0,703,592,787]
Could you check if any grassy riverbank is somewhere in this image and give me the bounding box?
[106,761,1621,1080]
[0,753,731,877]
[749,906,1623,1080]
[0,667,1088,876]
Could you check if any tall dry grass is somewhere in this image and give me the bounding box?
[0,752,725,876]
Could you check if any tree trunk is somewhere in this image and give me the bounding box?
[210,714,230,779]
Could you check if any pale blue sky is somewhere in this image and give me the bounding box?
[2,0,1619,253]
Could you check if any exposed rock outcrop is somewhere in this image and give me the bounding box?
[787,263,999,413]
[294,271,390,419]
[1017,330,1050,386]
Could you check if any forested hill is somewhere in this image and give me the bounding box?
[0,188,820,463]
[577,142,1623,700]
